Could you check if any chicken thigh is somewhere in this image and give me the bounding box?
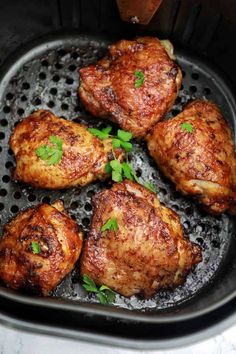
[10,110,124,189]
[0,201,83,295]
[147,100,236,214]
[79,37,182,138]
[80,180,201,298]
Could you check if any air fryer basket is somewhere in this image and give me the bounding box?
[0,0,236,348]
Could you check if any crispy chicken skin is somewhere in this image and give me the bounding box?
[10,110,124,189]
[80,180,201,298]
[79,37,182,139]
[147,100,236,214]
[0,201,83,295]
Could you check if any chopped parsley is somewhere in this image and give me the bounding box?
[101,217,118,232]
[134,70,145,88]
[35,135,63,165]
[31,241,41,254]
[181,122,193,133]
[88,126,112,140]
[144,182,156,193]
[82,274,116,304]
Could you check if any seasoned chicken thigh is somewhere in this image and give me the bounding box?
[79,37,182,138]
[147,100,236,214]
[80,180,201,298]
[0,201,83,295]
[10,110,124,189]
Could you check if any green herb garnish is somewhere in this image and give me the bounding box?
[82,275,116,304]
[88,126,112,140]
[144,182,156,193]
[31,241,41,254]
[105,160,139,183]
[180,122,193,134]
[101,217,118,232]
[35,135,63,165]
[134,70,145,88]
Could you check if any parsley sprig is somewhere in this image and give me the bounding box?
[134,70,145,88]
[35,135,63,165]
[89,125,156,192]
[101,217,118,232]
[82,275,116,304]
[31,241,41,254]
[181,122,193,133]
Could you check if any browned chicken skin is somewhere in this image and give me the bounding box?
[147,100,236,214]
[0,201,83,295]
[79,37,182,139]
[80,180,201,298]
[10,110,124,189]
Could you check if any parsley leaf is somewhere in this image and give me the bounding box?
[31,241,41,254]
[82,275,116,304]
[88,126,112,140]
[144,182,156,193]
[134,70,145,88]
[181,122,193,133]
[101,217,118,232]
[117,130,132,142]
[35,135,63,165]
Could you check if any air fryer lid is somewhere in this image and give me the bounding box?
[0,33,235,324]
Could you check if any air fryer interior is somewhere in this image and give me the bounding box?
[0,0,235,324]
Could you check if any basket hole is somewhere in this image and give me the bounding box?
[203,87,211,95]
[61,103,68,111]
[39,72,46,80]
[55,62,63,70]
[71,52,79,59]
[3,106,10,113]
[1,119,8,126]
[70,201,78,210]
[0,132,5,140]
[196,237,204,245]
[50,88,57,95]
[175,96,182,104]
[6,92,13,100]
[0,189,7,197]
[34,98,41,105]
[5,161,13,169]
[11,205,19,214]
[172,109,180,116]
[211,239,220,248]
[13,191,21,199]
[84,203,92,212]
[58,49,66,57]
[182,71,186,78]
[42,196,51,204]
[66,77,74,85]
[0,203,4,211]
[17,108,24,116]
[21,95,27,102]
[8,148,13,156]
[189,85,197,93]
[22,82,30,90]
[82,217,90,227]
[159,188,167,196]
[2,175,10,183]
[47,101,55,108]
[41,60,49,67]
[53,75,60,82]
[185,206,193,216]
[0,146,2,153]
[65,91,71,97]
[191,73,199,80]
[135,169,142,177]
[69,64,76,72]
[28,194,36,202]
[87,190,95,198]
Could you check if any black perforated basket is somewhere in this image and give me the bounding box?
[0,0,235,350]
